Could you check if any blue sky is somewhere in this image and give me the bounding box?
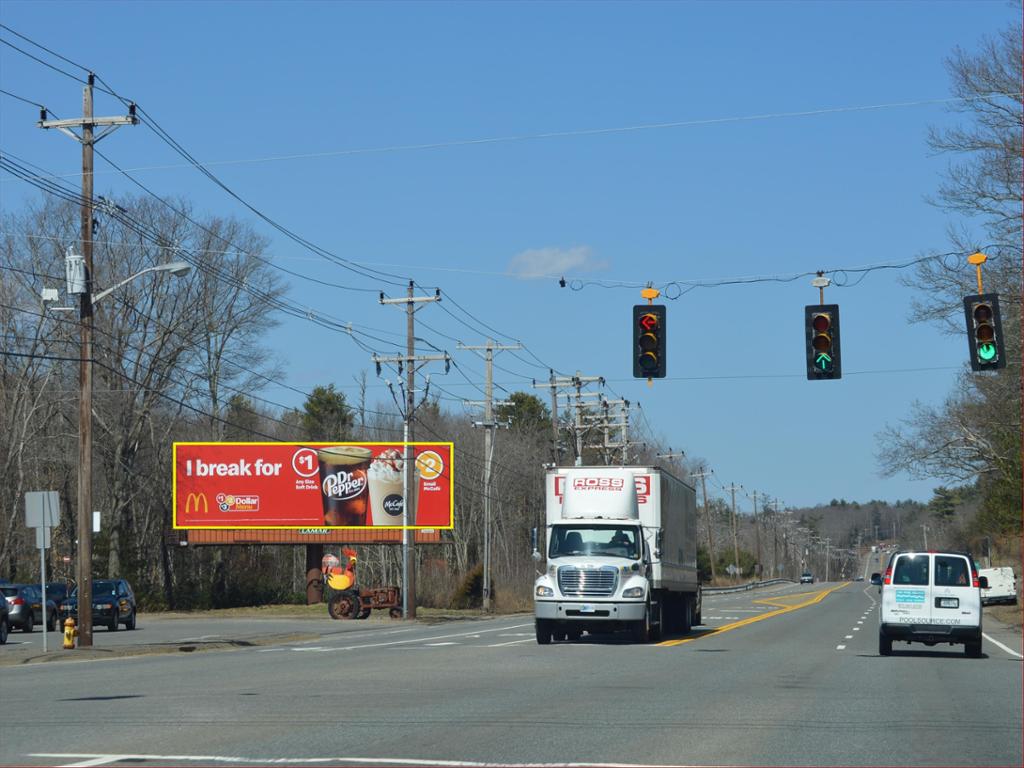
[0,1,1014,509]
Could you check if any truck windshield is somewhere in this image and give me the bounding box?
[548,525,639,560]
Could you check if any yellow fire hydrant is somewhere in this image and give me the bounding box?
[63,617,78,650]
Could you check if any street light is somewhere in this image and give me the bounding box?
[64,250,190,647]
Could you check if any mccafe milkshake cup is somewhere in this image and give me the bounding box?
[368,448,421,526]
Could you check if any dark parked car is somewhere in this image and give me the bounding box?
[0,595,8,644]
[1,584,57,632]
[45,582,71,612]
[61,579,137,631]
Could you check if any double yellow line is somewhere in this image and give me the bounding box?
[658,582,849,647]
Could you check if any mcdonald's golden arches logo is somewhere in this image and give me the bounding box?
[185,492,209,517]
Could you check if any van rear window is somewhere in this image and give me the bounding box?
[934,556,970,587]
[893,555,929,586]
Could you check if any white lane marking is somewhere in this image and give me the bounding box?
[857,620,864,624]
[485,638,537,647]
[176,634,222,642]
[292,647,331,652]
[424,642,460,647]
[62,757,121,767]
[853,627,860,631]
[983,632,1024,659]
[259,621,534,654]
[845,635,853,639]
[31,754,698,767]
[836,644,846,650]
[497,632,533,637]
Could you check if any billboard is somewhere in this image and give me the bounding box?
[174,442,453,530]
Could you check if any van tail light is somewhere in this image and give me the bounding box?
[883,567,892,586]
[971,569,980,588]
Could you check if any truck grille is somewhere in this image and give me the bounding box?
[558,566,618,597]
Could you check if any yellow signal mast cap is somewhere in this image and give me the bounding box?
[641,287,660,301]
[967,251,988,265]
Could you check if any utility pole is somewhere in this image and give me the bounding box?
[376,281,447,620]
[38,75,137,648]
[459,339,520,612]
[825,538,831,582]
[726,483,741,583]
[571,372,603,466]
[533,371,575,465]
[692,468,715,581]
[751,490,762,580]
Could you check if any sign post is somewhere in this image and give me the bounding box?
[25,491,60,654]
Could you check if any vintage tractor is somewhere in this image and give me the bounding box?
[322,549,403,620]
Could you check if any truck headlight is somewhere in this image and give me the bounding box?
[622,587,645,599]
[535,585,554,597]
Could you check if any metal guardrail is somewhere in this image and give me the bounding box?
[703,578,794,595]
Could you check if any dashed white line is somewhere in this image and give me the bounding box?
[853,627,860,631]
[836,644,847,650]
[845,635,853,639]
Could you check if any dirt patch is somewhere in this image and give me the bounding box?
[988,603,1022,630]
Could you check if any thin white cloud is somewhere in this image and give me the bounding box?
[506,245,607,279]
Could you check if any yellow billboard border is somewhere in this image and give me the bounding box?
[173,441,455,530]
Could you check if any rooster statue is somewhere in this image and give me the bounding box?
[323,548,358,592]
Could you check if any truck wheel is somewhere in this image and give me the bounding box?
[650,600,663,642]
[535,619,553,645]
[633,604,652,643]
[964,640,982,658]
[680,596,692,634]
[878,631,892,656]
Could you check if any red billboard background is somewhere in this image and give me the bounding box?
[174,442,453,529]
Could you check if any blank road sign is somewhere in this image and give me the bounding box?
[25,491,60,528]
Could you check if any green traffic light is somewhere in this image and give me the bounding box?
[978,343,997,362]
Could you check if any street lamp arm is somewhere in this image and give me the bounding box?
[91,262,191,305]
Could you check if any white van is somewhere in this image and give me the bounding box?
[979,566,1017,606]
[873,551,988,658]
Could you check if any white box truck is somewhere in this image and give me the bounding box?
[532,465,701,644]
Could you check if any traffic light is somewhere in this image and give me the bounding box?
[633,305,666,378]
[804,304,841,380]
[963,293,1005,371]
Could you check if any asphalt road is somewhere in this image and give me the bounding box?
[2,581,1021,767]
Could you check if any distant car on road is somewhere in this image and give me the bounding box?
[60,579,137,631]
[854,575,864,582]
[799,572,814,584]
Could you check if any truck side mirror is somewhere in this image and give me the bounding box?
[978,576,989,589]
[530,527,541,562]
